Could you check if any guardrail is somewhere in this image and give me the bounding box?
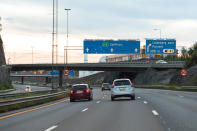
[0,91,68,113]
[0,90,52,99]
[0,91,67,105]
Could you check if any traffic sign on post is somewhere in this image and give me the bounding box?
[84,40,140,54]
[146,39,176,54]
[180,69,188,77]
[63,69,69,77]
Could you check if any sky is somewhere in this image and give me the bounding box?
[0,0,197,64]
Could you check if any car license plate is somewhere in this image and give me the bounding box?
[77,90,83,94]
[119,88,125,91]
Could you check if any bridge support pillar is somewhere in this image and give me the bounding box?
[59,70,63,88]
[45,77,49,84]
[21,76,24,84]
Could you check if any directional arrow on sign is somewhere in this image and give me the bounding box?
[86,48,89,52]
[135,48,138,52]
[111,48,114,52]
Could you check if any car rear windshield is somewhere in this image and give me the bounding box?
[103,83,109,87]
[114,80,130,86]
[72,85,87,90]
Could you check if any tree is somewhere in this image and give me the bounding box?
[185,43,197,68]
[181,47,187,58]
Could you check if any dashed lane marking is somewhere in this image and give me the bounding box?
[96,101,101,104]
[81,108,88,112]
[152,110,159,116]
[45,125,58,131]
[143,101,148,104]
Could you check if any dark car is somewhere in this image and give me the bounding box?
[101,83,111,91]
[70,84,93,102]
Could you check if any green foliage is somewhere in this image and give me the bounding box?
[157,43,197,68]
[0,84,13,90]
[185,43,197,68]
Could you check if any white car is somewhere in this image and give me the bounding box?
[155,60,168,64]
[111,79,135,101]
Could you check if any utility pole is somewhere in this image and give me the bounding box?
[31,46,34,64]
[55,0,58,64]
[64,9,71,65]
[52,0,55,90]
[153,28,161,39]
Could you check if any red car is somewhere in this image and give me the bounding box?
[70,84,93,102]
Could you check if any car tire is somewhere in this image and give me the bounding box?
[111,97,114,101]
[131,96,135,100]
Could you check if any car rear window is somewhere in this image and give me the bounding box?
[114,80,130,86]
[103,83,109,87]
[72,85,87,90]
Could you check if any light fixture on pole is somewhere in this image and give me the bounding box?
[64,8,71,65]
[153,28,161,39]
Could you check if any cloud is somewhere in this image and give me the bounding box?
[1,0,197,64]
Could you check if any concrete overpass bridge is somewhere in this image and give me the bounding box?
[10,61,185,72]
[10,61,185,87]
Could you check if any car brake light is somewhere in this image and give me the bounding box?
[86,89,90,93]
[70,90,74,94]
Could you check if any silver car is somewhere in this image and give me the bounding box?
[111,79,135,101]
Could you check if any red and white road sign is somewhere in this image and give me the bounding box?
[180,69,188,77]
[63,69,69,77]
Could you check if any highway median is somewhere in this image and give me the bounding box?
[0,90,69,113]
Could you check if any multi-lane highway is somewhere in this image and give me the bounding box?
[0,88,197,131]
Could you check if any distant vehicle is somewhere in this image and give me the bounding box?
[70,84,93,102]
[101,83,111,91]
[155,60,168,64]
[25,85,31,92]
[111,79,135,101]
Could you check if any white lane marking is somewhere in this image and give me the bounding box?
[45,125,58,131]
[137,97,141,99]
[81,108,88,112]
[96,101,101,104]
[179,95,184,98]
[143,101,148,104]
[166,93,169,95]
[103,97,104,99]
[152,110,159,116]
[168,128,171,131]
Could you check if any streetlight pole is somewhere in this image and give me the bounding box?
[31,46,34,64]
[51,0,55,90]
[64,8,71,65]
[154,28,161,39]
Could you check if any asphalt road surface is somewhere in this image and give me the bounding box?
[0,88,197,131]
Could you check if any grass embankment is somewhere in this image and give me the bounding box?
[135,84,197,92]
[0,84,13,90]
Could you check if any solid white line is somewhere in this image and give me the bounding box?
[152,110,159,116]
[45,125,58,131]
[137,97,141,99]
[96,101,101,104]
[143,101,148,104]
[82,108,88,112]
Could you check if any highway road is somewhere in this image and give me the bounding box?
[0,88,197,131]
[1,84,51,95]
